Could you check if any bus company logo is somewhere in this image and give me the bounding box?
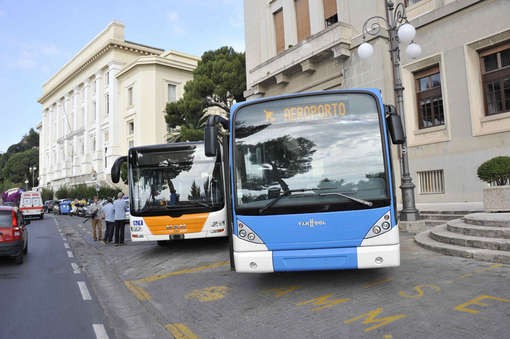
[166,224,186,230]
[298,218,326,228]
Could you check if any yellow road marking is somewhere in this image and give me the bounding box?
[344,307,407,332]
[124,280,152,301]
[139,260,229,284]
[267,285,301,297]
[399,284,441,299]
[457,264,503,280]
[165,323,199,339]
[185,286,230,302]
[297,293,350,311]
[454,294,510,314]
[125,261,229,301]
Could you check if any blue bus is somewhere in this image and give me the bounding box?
[205,89,405,272]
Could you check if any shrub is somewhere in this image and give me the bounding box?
[41,188,54,201]
[477,156,510,186]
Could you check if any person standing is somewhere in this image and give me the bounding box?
[102,198,115,243]
[113,192,128,246]
[89,196,103,241]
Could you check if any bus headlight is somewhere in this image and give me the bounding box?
[237,221,263,244]
[364,211,393,239]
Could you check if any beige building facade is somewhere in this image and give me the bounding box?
[38,22,199,190]
[243,0,510,204]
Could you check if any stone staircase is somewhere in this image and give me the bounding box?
[414,213,510,264]
[419,210,470,227]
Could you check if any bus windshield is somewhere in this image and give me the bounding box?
[233,92,390,215]
[129,143,224,216]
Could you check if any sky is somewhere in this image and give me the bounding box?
[0,0,245,153]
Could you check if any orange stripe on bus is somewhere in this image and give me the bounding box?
[143,213,209,235]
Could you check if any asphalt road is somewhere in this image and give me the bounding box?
[0,214,110,339]
[56,214,510,339]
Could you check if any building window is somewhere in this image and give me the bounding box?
[295,0,310,42]
[104,131,109,145]
[323,0,338,27]
[128,87,133,107]
[167,84,176,102]
[105,94,110,115]
[415,65,444,129]
[273,8,285,54]
[418,169,444,194]
[480,42,510,116]
[105,71,109,86]
[129,139,134,148]
[128,121,134,135]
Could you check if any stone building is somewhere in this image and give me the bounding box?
[38,22,199,190]
[243,0,510,204]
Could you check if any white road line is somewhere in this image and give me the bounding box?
[67,250,74,258]
[92,324,109,339]
[77,281,92,301]
[64,242,70,249]
[71,262,81,274]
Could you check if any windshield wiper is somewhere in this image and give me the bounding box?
[259,188,319,214]
[318,192,373,207]
[258,188,373,214]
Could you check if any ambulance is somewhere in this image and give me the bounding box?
[19,191,44,219]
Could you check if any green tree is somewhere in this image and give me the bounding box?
[165,46,245,141]
[1,148,39,186]
[0,128,39,189]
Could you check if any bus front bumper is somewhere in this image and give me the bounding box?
[234,244,400,273]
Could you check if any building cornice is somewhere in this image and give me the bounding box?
[116,53,199,78]
[38,41,163,104]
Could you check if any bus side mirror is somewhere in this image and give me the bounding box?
[385,105,405,145]
[111,156,127,183]
[204,125,218,157]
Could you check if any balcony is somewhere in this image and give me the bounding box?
[247,22,352,92]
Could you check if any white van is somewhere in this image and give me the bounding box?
[19,191,44,219]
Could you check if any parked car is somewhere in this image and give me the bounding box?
[0,206,30,264]
[44,200,57,213]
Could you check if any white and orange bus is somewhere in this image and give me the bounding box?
[111,141,227,245]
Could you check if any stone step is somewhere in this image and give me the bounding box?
[463,213,510,227]
[420,210,478,216]
[429,224,510,251]
[425,220,447,227]
[420,215,461,224]
[447,219,510,239]
[414,230,510,264]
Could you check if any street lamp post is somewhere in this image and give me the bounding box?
[29,166,37,190]
[358,1,421,222]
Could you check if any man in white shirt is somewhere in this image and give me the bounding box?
[102,198,115,243]
[113,192,128,245]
